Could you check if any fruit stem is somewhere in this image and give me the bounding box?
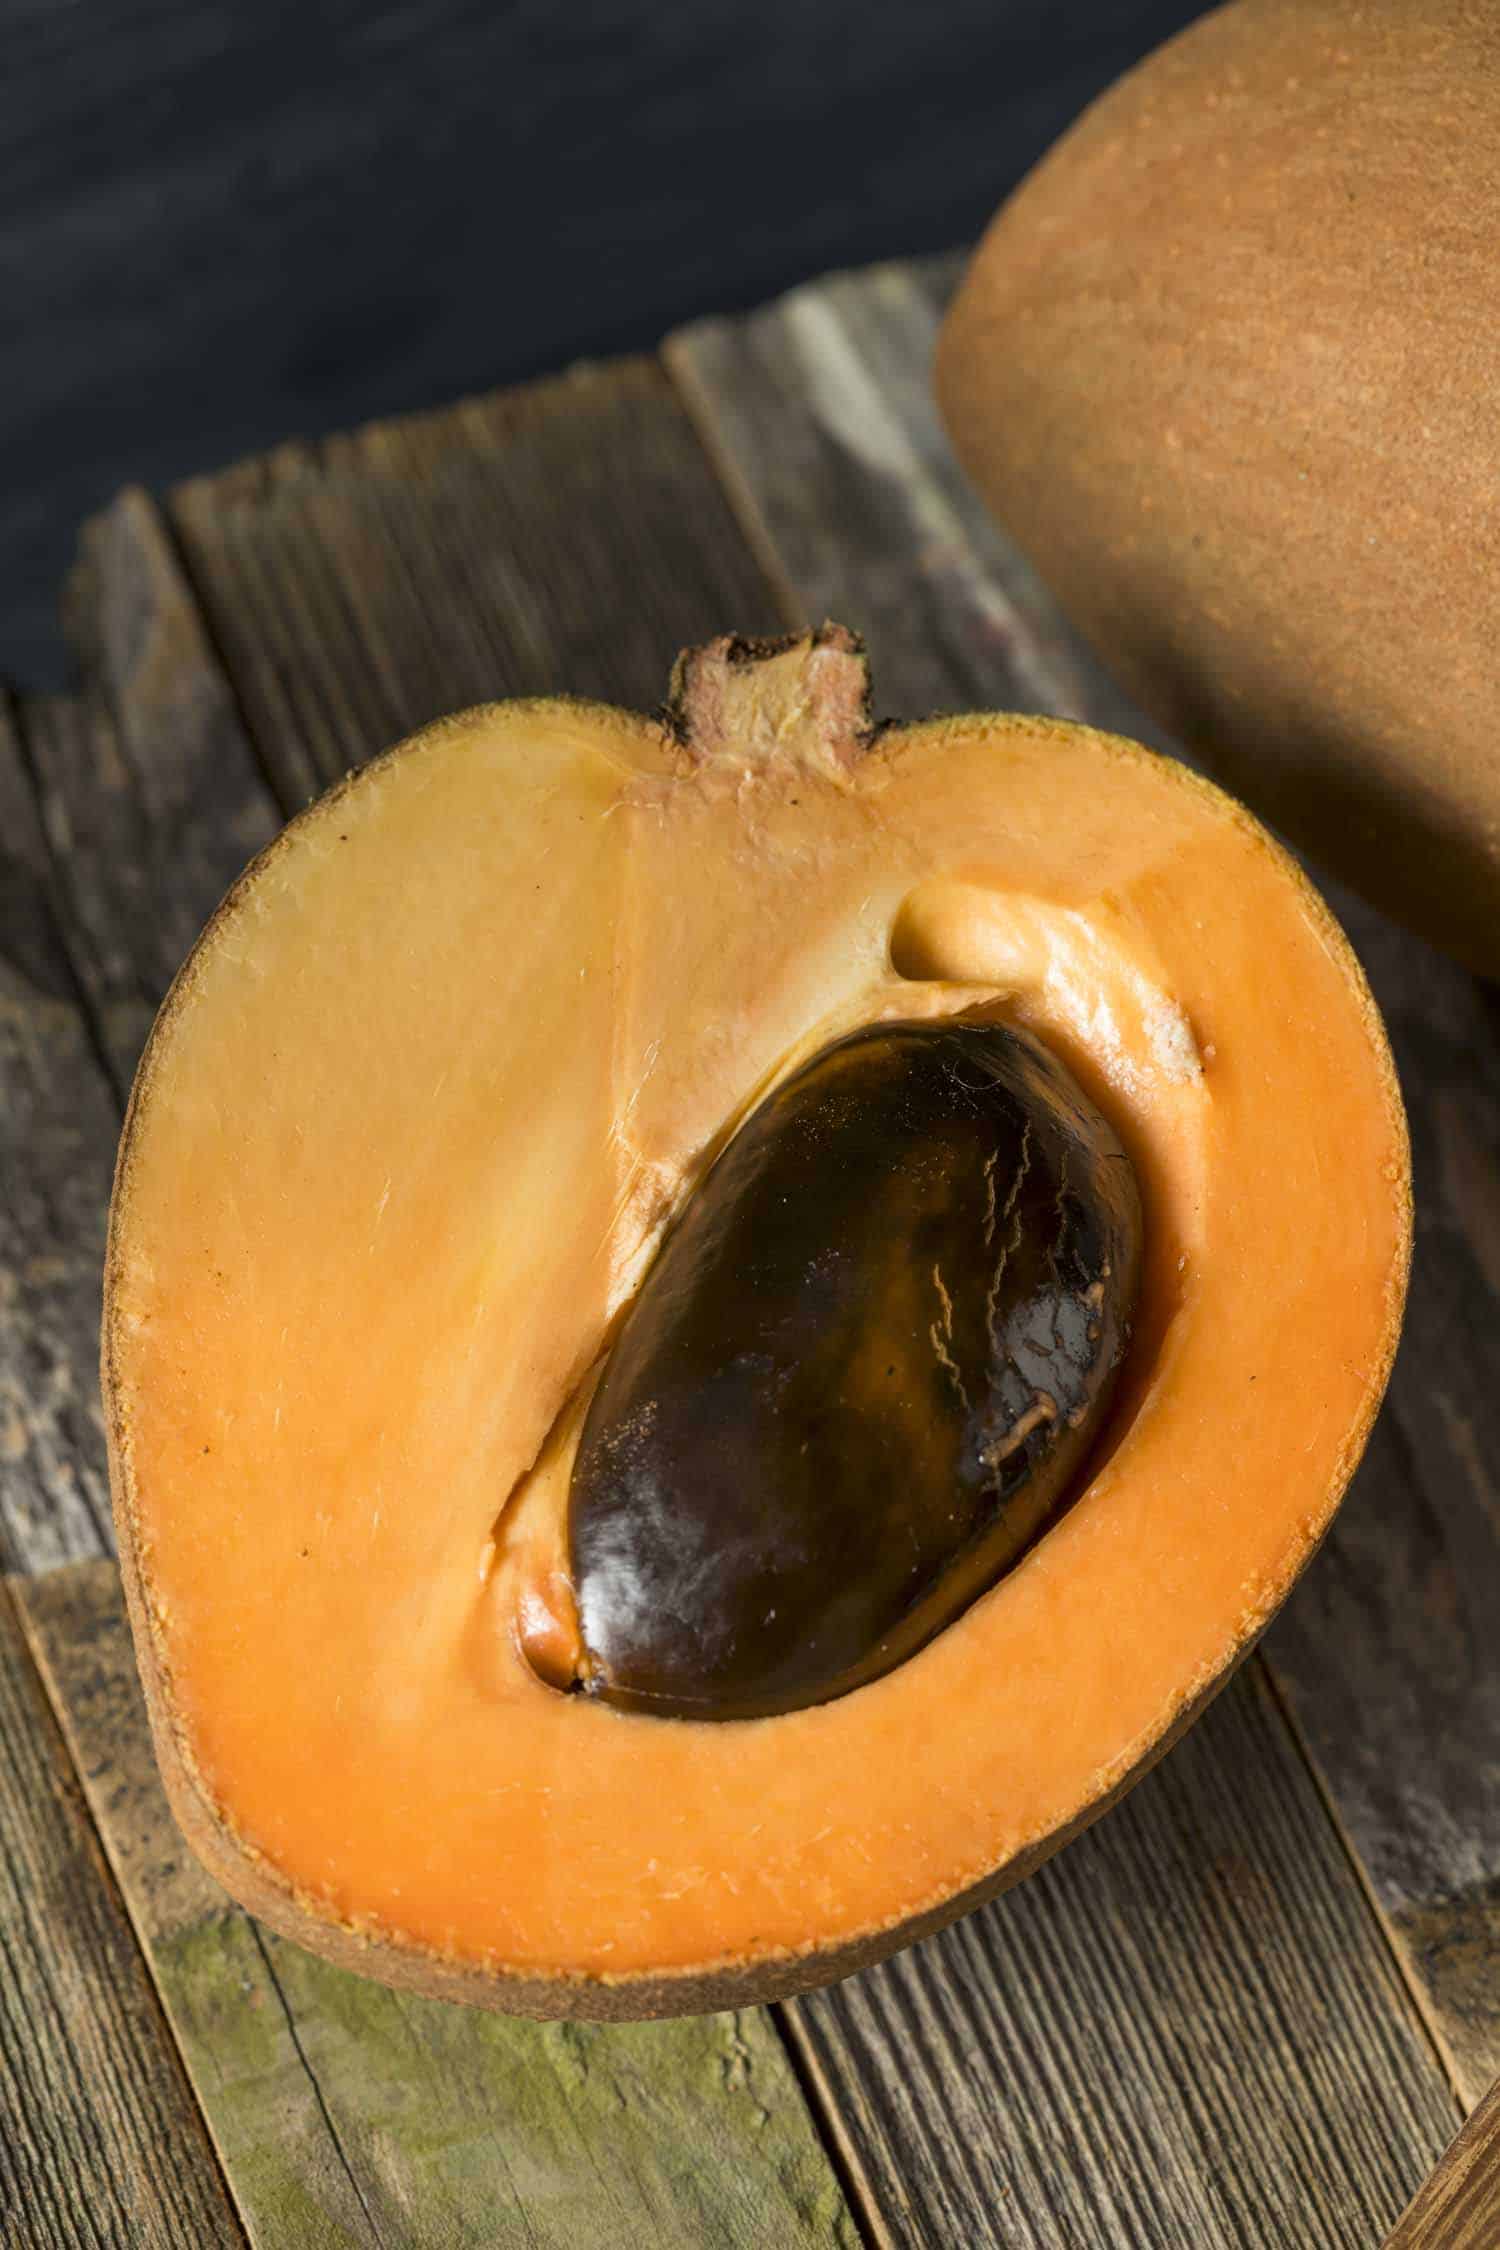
[666,623,873,778]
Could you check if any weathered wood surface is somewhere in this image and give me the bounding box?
[1,469,855,2246]
[1385,2077,1500,2250]
[16,1560,857,2250]
[669,253,1142,732]
[0,1576,241,2248]
[35,487,282,1095]
[1270,907,1500,2109]
[2,251,1493,2247]
[169,359,784,796]
[785,1668,1459,2250]
[98,308,1462,2246]
[0,700,115,1575]
[670,255,1500,2107]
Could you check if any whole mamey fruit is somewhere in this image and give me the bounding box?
[106,628,1408,2017]
[938,0,1500,972]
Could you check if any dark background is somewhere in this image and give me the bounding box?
[7,0,1209,686]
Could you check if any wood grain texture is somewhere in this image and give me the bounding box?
[14,1570,389,2249]
[17,1560,858,2250]
[169,359,785,801]
[670,259,1480,2239]
[1385,2077,1500,2250]
[663,252,1500,2112]
[0,1575,241,2248]
[13,260,1484,2248]
[27,488,283,1094]
[1267,904,1500,2108]
[786,1667,1457,2250]
[0,700,114,1576]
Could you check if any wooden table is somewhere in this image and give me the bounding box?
[3,254,1497,2250]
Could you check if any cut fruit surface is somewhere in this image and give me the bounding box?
[105,627,1409,2017]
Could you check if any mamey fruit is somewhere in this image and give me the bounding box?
[936,0,1500,974]
[105,626,1409,2018]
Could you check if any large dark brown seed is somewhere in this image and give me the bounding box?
[569,1018,1141,1720]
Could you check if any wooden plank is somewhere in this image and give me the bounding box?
[1385,2077,1500,2249]
[786,1667,1457,2250]
[22,489,284,1094]
[1266,896,1500,2109]
[0,698,114,1575]
[671,254,1500,2116]
[8,403,854,2245]
[17,1559,858,2250]
[669,262,1476,2238]
[0,1574,241,2248]
[169,359,786,800]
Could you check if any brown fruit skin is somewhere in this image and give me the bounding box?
[937,0,1500,976]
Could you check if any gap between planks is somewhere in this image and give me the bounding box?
[1383,2075,1500,2249]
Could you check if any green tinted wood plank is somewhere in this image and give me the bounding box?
[673,251,1500,2115]
[669,260,1469,2244]
[0,1574,241,2248]
[17,1559,857,2250]
[1385,2077,1500,2249]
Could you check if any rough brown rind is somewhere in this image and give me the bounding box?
[936,0,1500,974]
[103,669,1411,2019]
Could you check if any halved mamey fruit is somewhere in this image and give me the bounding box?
[105,627,1409,2018]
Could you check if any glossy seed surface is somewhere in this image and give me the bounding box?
[569,1018,1141,1720]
